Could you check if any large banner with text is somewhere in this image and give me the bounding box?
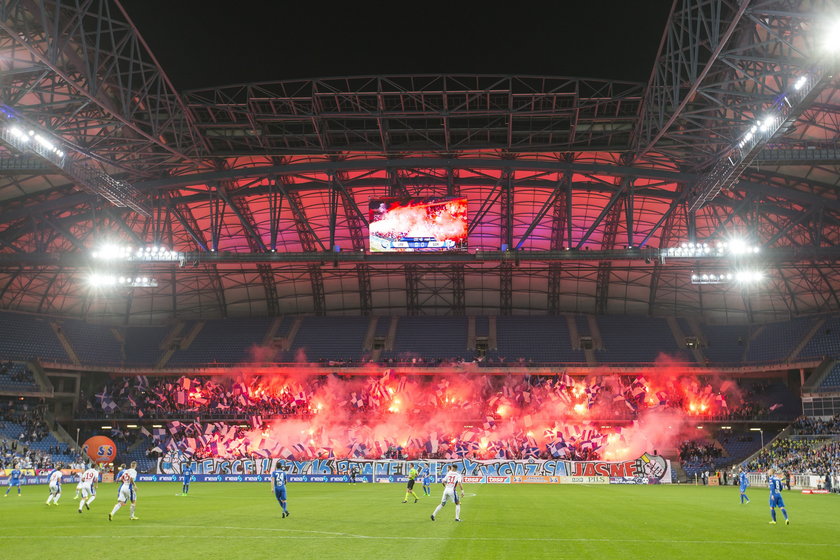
[155,453,671,484]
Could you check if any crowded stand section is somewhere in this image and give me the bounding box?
[71,368,797,465]
[0,398,84,469]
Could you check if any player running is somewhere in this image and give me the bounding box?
[78,464,99,513]
[271,466,289,518]
[4,464,22,496]
[403,464,419,503]
[46,465,63,506]
[109,461,138,521]
[431,464,463,522]
[181,463,193,496]
[767,468,790,525]
[72,470,83,500]
[738,467,750,504]
[422,467,432,496]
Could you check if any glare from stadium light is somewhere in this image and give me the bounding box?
[690,271,739,285]
[91,243,134,260]
[88,273,117,287]
[8,126,29,142]
[661,241,722,259]
[721,237,760,256]
[735,270,764,283]
[93,243,179,261]
[33,134,54,151]
[88,273,158,288]
[823,20,840,52]
[759,115,774,132]
[126,424,138,428]
[793,76,807,90]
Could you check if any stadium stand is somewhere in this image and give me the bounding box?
[0,312,69,362]
[819,363,840,390]
[680,428,782,480]
[595,315,690,363]
[124,325,171,365]
[381,316,472,362]
[167,318,276,365]
[744,316,817,363]
[748,437,839,476]
[0,311,837,367]
[0,362,38,392]
[289,316,370,362]
[0,399,80,467]
[474,315,489,337]
[798,316,840,360]
[57,319,122,365]
[790,415,840,435]
[490,315,583,363]
[698,323,751,364]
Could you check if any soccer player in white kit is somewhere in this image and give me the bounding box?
[109,461,138,521]
[45,464,62,506]
[78,465,99,513]
[431,464,464,522]
[73,470,84,500]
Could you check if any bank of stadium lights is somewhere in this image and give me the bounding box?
[690,270,764,285]
[5,125,65,158]
[87,273,158,288]
[661,239,759,259]
[91,244,180,262]
[686,23,840,214]
[0,106,151,217]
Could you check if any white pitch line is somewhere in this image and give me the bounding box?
[1,530,838,548]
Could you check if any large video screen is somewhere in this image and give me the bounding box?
[368,197,468,252]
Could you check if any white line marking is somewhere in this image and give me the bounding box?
[0,535,836,547]
[2,525,837,547]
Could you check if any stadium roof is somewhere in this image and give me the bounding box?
[0,0,839,324]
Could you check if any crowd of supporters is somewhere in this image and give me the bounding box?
[82,372,780,422]
[0,440,83,470]
[748,438,839,477]
[0,361,35,385]
[0,399,84,470]
[0,399,50,443]
[791,415,840,435]
[80,375,311,420]
[678,440,723,467]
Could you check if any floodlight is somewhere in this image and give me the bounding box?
[823,20,840,52]
[7,126,28,142]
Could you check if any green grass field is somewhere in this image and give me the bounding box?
[2,482,838,559]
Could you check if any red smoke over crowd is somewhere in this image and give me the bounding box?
[96,359,750,462]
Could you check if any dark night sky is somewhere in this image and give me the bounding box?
[122,0,674,91]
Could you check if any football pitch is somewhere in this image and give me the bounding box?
[2,482,838,560]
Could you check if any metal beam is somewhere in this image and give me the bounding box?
[136,158,695,192]
[637,0,751,157]
[405,264,420,315]
[451,264,465,316]
[499,262,513,315]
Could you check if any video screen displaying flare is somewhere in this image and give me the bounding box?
[368,197,468,252]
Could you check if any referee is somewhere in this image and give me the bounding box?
[402,464,420,503]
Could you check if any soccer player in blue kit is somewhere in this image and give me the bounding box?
[181,463,193,495]
[738,467,750,504]
[421,466,432,496]
[271,466,289,518]
[4,464,22,496]
[767,468,789,525]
